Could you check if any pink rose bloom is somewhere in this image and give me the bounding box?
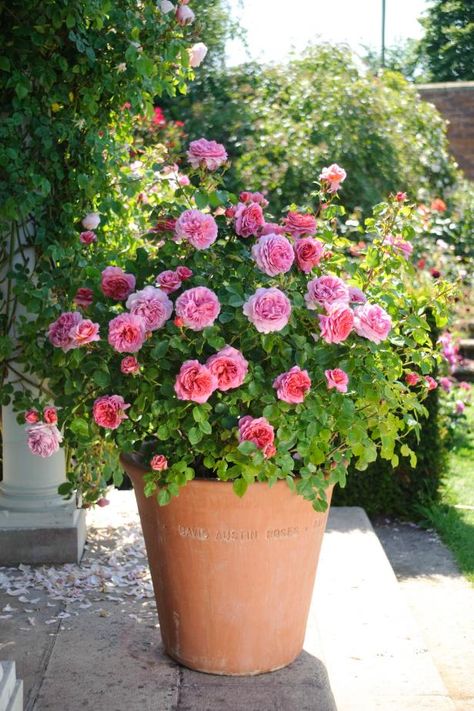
[234,202,265,238]
[318,303,354,344]
[294,237,325,273]
[455,400,465,414]
[305,275,350,310]
[325,369,349,393]
[439,376,452,392]
[260,222,285,236]
[348,286,367,304]
[189,42,207,68]
[27,423,63,458]
[79,230,97,245]
[69,319,100,347]
[43,406,58,424]
[319,164,347,193]
[243,287,291,334]
[283,211,317,237]
[156,270,182,293]
[187,138,227,170]
[425,376,438,391]
[121,356,140,375]
[82,212,100,230]
[250,192,269,207]
[175,287,221,331]
[176,5,195,25]
[273,366,311,404]
[176,265,193,280]
[405,372,420,386]
[238,416,276,458]
[206,346,249,391]
[48,311,82,351]
[25,409,40,424]
[74,288,94,308]
[174,360,218,404]
[353,303,392,344]
[97,498,110,508]
[101,267,136,301]
[108,313,147,353]
[150,454,169,471]
[93,395,130,429]
[459,381,471,391]
[386,235,413,259]
[251,234,294,276]
[175,209,218,249]
[126,286,173,331]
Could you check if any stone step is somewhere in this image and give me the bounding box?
[0,662,22,711]
[459,339,474,358]
[453,360,474,382]
[313,507,455,710]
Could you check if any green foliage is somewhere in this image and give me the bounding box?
[165,45,457,215]
[14,148,452,510]
[418,0,474,82]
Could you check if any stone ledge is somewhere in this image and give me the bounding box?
[0,662,23,711]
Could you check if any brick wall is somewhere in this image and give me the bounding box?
[418,81,474,179]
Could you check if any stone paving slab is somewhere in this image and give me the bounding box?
[375,520,474,711]
[0,495,463,710]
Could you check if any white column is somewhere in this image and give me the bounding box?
[0,221,86,564]
[0,661,23,711]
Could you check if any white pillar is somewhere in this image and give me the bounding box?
[0,222,86,564]
[0,661,23,711]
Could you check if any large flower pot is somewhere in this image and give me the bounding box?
[120,453,332,676]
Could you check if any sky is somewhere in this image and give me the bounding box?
[226,0,429,66]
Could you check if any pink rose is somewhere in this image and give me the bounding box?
[305,275,350,310]
[318,303,354,344]
[174,360,218,404]
[189,42,207,68]
[121,356,140,375]
[25,409,40,424]
[187,138,227,170]
[238,416,276,458]
[97,498,110,507]
[175,209,218,249]
[176,5,195,25]
[43,406,58,424]
[251,234,294,276]
[353,303,392,344]
[150,454,169,471]
[108,313,147,353]
[294,237,325,273]
[243,287,291,334]
[325,369,349,393]
[93,395,130,430]
[176,265,193,280]
[206,346,249,391]
[47,311,82,351]
[27,423,62,458]
[386,235,413,259]
[425,376,438,391]
[175,287,221,331]
[69,319,100,347]
[79,230,97,245]
[260,222,285,236]
[159,0,174,13]
[156,270,182,293]
[319,164,347,193]
[126,286,173,331]
[101,267,136,301]
[439,376,452,392]
[405,372,420,386]
[234,202,265,238]
[74,288,94,308]
[273,366,311,404]
[82,213,100,230]
[455,400,465,414]
[459,381,471,391]
[283,211,317,237]
[348,286,367,304]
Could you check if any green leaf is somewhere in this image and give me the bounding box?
[70,418,89,439]
[93,369,110,387]
[233,478,248,497]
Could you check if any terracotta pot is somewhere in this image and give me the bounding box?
[121,453,332,676]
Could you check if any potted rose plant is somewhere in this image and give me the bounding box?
[19,139,450,675]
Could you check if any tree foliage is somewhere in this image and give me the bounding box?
[418,0,474,82]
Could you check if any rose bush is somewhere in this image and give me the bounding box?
[15,143,452,510]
